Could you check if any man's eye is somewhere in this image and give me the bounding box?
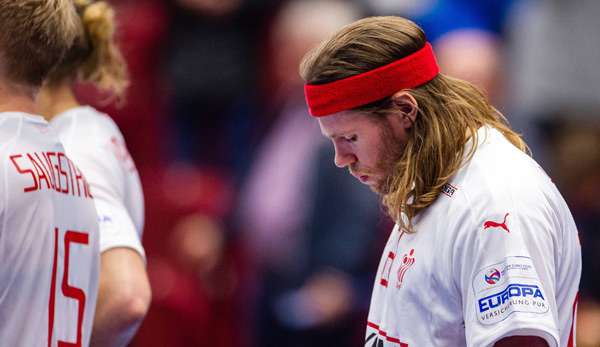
[346,135,358,143]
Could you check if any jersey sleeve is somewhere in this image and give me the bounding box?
[454,206,560,347]
[67,122,145,260]
[95,197,145,259]
[0,156,5,235]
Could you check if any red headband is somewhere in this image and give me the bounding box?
[304,42,439,117]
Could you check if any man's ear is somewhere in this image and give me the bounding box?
[390,91,418,128]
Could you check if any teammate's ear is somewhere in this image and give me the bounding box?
[390,91,418,128]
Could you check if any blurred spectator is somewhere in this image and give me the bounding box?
[165,0,278,175]
[364,0,516,102]
[132,166,247,347]
[239,134,383,347]
[539,120,600,346]
[550,122,600,299]
[236,1,386,346]
[505,0,600,165]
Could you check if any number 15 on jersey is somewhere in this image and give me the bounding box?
[48,227,90,347]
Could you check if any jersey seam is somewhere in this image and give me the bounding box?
[63,108,80,149]
[1,145,7,245]
[94,111,128,198]
[2,118,22,241]
[455,188,477,290]
[0,117,21,303]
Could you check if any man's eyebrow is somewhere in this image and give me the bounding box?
[320,129,335,139]
[322,130,353,139]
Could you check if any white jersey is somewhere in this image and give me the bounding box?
[0,113,100,347]
[50,106,145,258]
[366,127,581,347]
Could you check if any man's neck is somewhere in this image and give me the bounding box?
[36,82,80,121]
[0,83,37,115]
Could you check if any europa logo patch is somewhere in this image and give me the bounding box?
[476,283,549,325]
[478,283,545,313]
[472,256,549,325]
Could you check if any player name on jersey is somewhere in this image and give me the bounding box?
[9,151,92,198]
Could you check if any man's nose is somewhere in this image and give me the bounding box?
[334,147,357,168]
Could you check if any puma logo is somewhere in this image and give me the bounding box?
[483,213,510,233]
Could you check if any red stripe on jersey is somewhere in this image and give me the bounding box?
[567,292,579,347]
[367,321,409,346]
[48,228,59,347]
[61,231,89,347]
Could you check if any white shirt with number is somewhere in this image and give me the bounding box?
[366,127,581,347]
[50,106,145,258]
[0,113,100,346]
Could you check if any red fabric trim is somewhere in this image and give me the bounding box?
[367,321,409,346]
[567,292,579,347]
[304,42,439,117]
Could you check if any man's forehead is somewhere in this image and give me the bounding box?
[318,110,366,138]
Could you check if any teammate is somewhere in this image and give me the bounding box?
[36,1,151,346]
[0,1,100,346]
[300,17,581,346]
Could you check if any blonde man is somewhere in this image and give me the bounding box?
[0,1,100,346]
[36,1,151,346]
[300,16,581,347]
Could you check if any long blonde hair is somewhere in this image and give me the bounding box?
[300,16,528,231]
[47,0,128,100]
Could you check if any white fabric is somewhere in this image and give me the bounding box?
[366,127,581,347]
[0,113,100,346]
[51,106,145,258]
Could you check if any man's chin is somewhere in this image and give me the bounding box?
[368,185,382,194]
[369,181,388,195]
[351,171,392,195]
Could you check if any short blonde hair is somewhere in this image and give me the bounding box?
[48,0,129,101]
[0,0,80,87]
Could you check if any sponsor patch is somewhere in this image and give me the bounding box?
[473,256,549,325]
[484,268,501,285]
[441,183,457,197]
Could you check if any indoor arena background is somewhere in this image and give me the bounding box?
[75,0,600,346]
